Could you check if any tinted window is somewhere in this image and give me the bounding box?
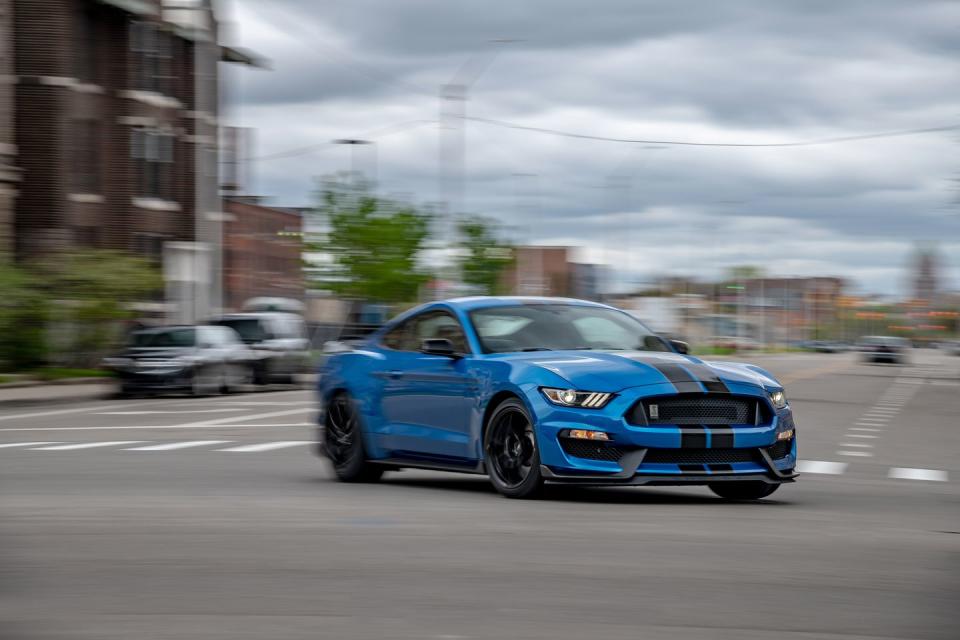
[469,304,665,353]
[133,327,195,348]
[381,319,416,351]
[414,312,469,353]
[214,318,268,343]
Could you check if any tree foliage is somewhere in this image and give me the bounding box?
[457,216,514,295]
[0,261,47,370]
[310,177,431,303]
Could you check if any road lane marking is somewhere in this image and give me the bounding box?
[0,442,61,448]
[837,451,873,457]
[174,407,313,428]
[31,441,147,451]
[217,441,312,452]
[888,468,948,482]
[847,433,878,439]
[125,440,233,451]
[850,427,882,432]
[0,423,311,432]
[796,460,847,475]
[838,442,873,448]
[96,409,247,416]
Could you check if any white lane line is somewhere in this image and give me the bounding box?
[838,442,873,448]
[96,409,246,416]
[217,441,312,452]
[31,441,147,451]
[0,442,61,449]
[837,450,873,457]
[796,460,847,475]
[850,427,882,432]
[125,440,233,451]
[857,419,888,424]
[888,468,948,482]
[174,407,313,428]
[847,434,878,439]
[0,423,310,432]
[0,401,162,422]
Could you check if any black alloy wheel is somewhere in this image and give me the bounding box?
[708,481,780,500]
[484,398,543,499]
[324,392,383,482]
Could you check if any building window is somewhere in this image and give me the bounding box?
[133,233,165,263]
[72,120,100,193]
[131,129,175,200]
[75,3,99,83]
[130,21,173,95]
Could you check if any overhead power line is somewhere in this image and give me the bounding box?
[244,119,437,162]
[463,116,960,148]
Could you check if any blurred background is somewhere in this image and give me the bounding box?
[0,0,958,379]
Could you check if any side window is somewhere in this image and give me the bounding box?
[381,319,416,352]
[415,312,469,354]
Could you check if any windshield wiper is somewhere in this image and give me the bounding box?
[520,347,553,352]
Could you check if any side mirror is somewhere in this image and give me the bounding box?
[670,339,689,355]
[420,338,459,358]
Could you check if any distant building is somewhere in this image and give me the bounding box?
[571,262,601,300]
[911,245,940,305]
[501,246,574,296]
[11,0,258,320]
[0,0,17,255]
[222,197,303,312]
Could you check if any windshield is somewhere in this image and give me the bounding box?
[213,318,268,343]
[469,304,671,354]
[132,327,196,348]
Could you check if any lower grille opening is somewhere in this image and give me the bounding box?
[768,439,792,459]
[643,448,759,465]
[559,438,625,462]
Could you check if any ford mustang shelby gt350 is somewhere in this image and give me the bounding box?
[317,297,797,499]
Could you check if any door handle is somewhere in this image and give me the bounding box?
[388,370,404,379]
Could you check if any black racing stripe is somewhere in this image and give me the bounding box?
[683,362,730,393]
[679,464,706,473]
[711,428,735,449]
[680,425,707,448]
[710,463,734,473]
[649,362,702,393]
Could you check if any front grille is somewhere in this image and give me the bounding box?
[768,439,792,459]
[643,448,758,465]
[627,394,769,426]
[559,438,625,462]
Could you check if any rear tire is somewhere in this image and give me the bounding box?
[484,398,544,499]
[709,481,780,500]
[324,392,383,483]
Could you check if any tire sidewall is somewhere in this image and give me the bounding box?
[483,398,544,498]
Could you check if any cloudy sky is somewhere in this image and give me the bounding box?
[223,0,960,295]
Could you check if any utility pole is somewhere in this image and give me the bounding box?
[333,138,375,186]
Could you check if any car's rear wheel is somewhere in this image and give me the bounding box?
[709,481,780,500]
[484,398,543,499]
[324,392,383,483]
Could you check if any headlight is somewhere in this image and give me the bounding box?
[769,390,788,409]
[541,387,614,409]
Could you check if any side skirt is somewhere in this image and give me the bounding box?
[369,457,487,475]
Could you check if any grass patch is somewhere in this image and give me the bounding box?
[30,367,114,381]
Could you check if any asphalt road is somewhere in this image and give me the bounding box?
[1,351,958,640]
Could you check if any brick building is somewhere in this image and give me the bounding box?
[223,197,303,312]
[11,0,256,319]
[500,246,576,296]
[0,0,18,255]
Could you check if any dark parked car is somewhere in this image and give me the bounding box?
[211,312,310,384]
[105,325,254,396]
[859,336,909,364]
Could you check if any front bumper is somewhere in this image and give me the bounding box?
[526,382,798,485]
[116,367,193,391]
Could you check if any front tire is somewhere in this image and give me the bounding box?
[324,392,383,483]
[484,398,544,499]
[709,481,780,500]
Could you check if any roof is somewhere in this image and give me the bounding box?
[443,296,609,311]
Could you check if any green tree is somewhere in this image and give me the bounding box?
[309,176,431,303]
[0,261,48,370]
[457,216,514,295]
[40,250,163,366]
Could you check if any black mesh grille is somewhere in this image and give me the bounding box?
[643,448,758,465]
[559,439,625,462]
[628,395,763,426]
[768,439,792,459]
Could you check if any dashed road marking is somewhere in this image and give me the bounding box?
[850,427,882,432]
[796,460,847,475]
[838,442,873,448]
[838,450,873,457]
[888,468,948,482]
[126,440,233,451]
[0,441,61,448]
[32,441,146,451]
[217,441,312,453]
[847,434,878,439]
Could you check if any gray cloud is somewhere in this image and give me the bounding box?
[226,0,960,295]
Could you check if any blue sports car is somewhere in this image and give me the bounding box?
[317,297,797,499]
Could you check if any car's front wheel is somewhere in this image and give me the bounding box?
[484,398,543,499]
[709,481,780,500]
[324,392,383,483]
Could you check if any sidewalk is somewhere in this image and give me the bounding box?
[0,379,115,408]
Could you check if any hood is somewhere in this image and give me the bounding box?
[502,350,779,393]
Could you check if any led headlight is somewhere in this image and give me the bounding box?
[769,390,788,410]
[541,387,613,409]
